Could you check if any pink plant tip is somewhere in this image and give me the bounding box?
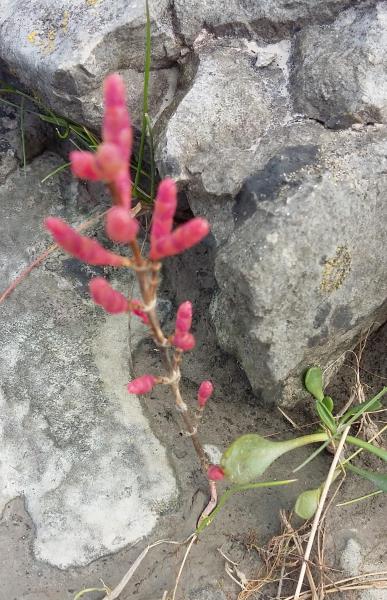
[71,73,133,208]
[89,277,129,314]
[172,332,196,352]
[128,374,157,395]
[106,206,139,243]
[175,301,192,335]
[198,381,214,408]
[70,144,126,183]
[103,73,127,109]
[103,74,132,162]
[150,217,210,261]
[150,179,177,245]
[70,151,101,180]
[44,217,127,267]
[207,465,225,481]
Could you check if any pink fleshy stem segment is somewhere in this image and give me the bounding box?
[175,301,192,335]
[150,217,210,261]
[89,277,129,314]
[44,217,130,267]
[128,374,157,395]
[198,381,214,409]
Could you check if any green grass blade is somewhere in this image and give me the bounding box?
[337,490,383,507]
[0,96,44,117]
[292,439,331,473]
[133,0,151,192]
[145,112,155,201]
[346,463,387,491]
[316,400,337,433]
[73,588,107,600]
[339,387,387,428]
[196,478,297,533]
[41,162,71,183]
[20,96,26,174]
[346,435,387,461]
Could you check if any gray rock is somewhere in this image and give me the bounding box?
[0,153,177,567]
[211,124,387,404]
[340,538,363,575]
[0,0,181,130]
[173,0,365,44]
[187,587,226,600]
[0,88,52,173]
[291,3,387,128]
[157,37,292,243]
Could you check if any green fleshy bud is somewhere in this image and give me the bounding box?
[295,487,321,520]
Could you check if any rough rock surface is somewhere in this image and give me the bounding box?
[212,123,387,403]
[0,152,177,568]
[0,1,386,406]
[156,2,387,403]
[291,2,387,128]
[173,0,366,44]
[0,0,181,129]
[157,36,292,243]
[0,91,52,183]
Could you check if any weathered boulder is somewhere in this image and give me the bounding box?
[154,2,387,405]
[211,123,387,404]
[291,2,387,128]
[157,36,292,243]
[173,0,366,44]
[1,0,386,410]
[0,0,181,130]
[0,153,177,567]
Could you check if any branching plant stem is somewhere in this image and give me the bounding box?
[129,239,216,513]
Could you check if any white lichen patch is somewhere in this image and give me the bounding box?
[0,273,177,569]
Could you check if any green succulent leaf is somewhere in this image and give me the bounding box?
[295,487,321,520]
[316,400,337,433]
[322,395,334,412]
[346,463,387,492]
[220,432,328,484]
[304,367,324,402]
[220,434,287,484]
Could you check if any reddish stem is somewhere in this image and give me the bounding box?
[129,240,213,486]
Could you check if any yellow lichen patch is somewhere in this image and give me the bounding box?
[62,10,70,32]
[86,0,99,6]
[320,245,351,293]
[42,29,56,55]
[27,31,38,44]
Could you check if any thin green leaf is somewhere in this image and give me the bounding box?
[346,435,387,462]
[341,401,383,422]
[73,588,107,600]
[20,96,26,174]
[145,112,155,202]
[133,0,151,192]
[41,162,71,183]
[339,387,387,428]
[346,463,387,492]
[38,114,69,127]
[292,439,331,473]
[316,400,337,433]
[0,96,41,117]
[337,490,383,507]
[196,478,297,533]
